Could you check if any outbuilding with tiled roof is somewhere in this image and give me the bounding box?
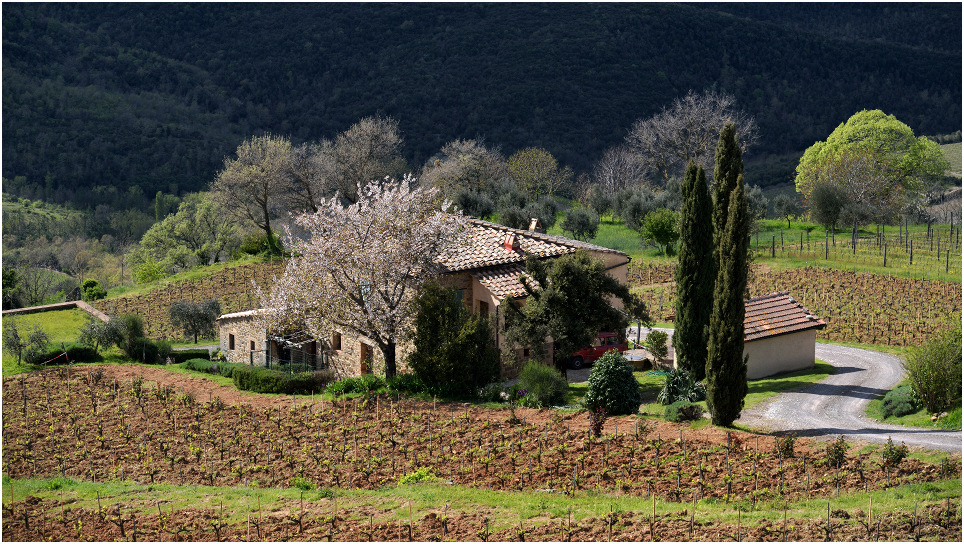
[742,291,827,379]
[670,291,826,380]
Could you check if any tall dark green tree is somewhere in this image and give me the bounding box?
[706,124,750,426]
[673,161,714,380]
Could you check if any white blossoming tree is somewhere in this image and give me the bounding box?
[258,175,466,379]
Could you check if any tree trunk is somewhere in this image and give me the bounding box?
[380,341,397,380]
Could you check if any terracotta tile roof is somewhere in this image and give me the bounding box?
[437,217,627,273]
[471,263,537,300]
[744,292,826,342]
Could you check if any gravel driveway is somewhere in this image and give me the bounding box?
[737,343,962,452]
[624,326,961,452]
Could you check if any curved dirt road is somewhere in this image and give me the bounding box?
[737,343,962,452]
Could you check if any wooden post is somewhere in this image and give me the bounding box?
[883,243,887,267]
[825,230,829,260]
[910,240,913,265]
[771,236,776,258]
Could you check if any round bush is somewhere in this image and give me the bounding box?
[657,368,706,405]
[882,385,922,418]
[664,401,704,422]
[518,361,569,407]
[584,350,641,415]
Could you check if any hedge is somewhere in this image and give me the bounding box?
[664,401,704,422]
[169,349,214,364]
[26,343,102,365]
[232,366,331,394]
[183,358,245,378]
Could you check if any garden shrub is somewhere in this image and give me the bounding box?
[126,337,162,364]
[584,350,642,416]
[902,323,962,413]
[184,358,244,377]
[881,384,922,418]
[168,349,213,364]
[81,279,107,302]
[644,330,669,360]
[325,374,386,396]
[477,382,507,403]
[774,432,797,458]
[657,367,706,405]
[664,401,703,422]
[387,373,428,396]
[232,366,326,394]
[518,361,569,407]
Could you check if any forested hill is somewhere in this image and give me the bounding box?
[3,3,960,210]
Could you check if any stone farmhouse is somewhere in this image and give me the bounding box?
[216,218,631,378]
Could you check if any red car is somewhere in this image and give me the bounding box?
[568,332,627,369]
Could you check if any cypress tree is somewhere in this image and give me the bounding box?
[712,123,743,248]
[706,124,750,426]
[673,161,714,380]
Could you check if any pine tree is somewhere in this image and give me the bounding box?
[706,123,750,426]
[673,161,714,380]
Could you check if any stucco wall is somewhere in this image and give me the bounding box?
[670,329,817,380]
[743,330,817,380]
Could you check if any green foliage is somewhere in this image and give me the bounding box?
[706,123,750,427]
[774,432,797,458]
[584,350,642,416]
[663,401,703,422]
[324,374,386,396]
[673,162,715,380]
[386,373,429,396]
[2,319,49,365]
[236,232,283,258]
[232,366,330,394]
[643,330,669,361]
[561,207,599,241]
[639,208,679,255]
[506,147,572,199]
[882,437,909,467]
[407,283,500,397]
[656,367,706,405]
[168,299,221,343]
[807,182,848,230]
[184,358,245,378]
[80,279,107,301]
[133,257,167,284]
[902,322,962,413]
[517,361,569,407]
[503,252,649,372]
[825,435,849,467]
[881,384,923,418]
[397,467,441,485]
[126,337,163,364]
[289,476,314,491]
[772,194,800,228]
[28,342,101,365]
[168,349,214,364]
[795,109,950,199]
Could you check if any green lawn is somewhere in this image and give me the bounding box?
[2,309,93,376]
[3,473,958,535]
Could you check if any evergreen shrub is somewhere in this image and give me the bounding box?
[584,350,641,416]
[657,367,706,405]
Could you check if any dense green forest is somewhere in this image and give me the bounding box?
[2,2,961,210]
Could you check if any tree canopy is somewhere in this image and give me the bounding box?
[503,251,650,375]
[794,109,949,206]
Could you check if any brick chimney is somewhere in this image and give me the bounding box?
[503,232,520,251]
[528,218,543,233]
